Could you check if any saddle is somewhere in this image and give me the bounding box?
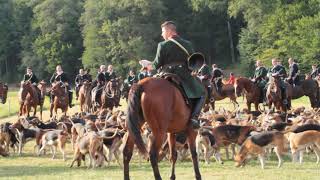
[156,72,191,106]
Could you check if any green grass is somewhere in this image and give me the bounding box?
[0,92,319,179]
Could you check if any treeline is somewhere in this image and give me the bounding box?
[0,0,319,82]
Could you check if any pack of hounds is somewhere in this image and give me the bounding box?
[1,106,320,169]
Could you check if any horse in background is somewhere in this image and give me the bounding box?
[0,82,8,104]
[18,81,46,119]
[78,81,92,113]
[101,79,121,111]
[234,77,262,112]
[266,76,292,112]
[123,77,201,180]
[208,81,238,110]
[290,79,319,108]
[50,82,69,117]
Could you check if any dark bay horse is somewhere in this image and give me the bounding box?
[266,76,292,112]
[19,81,46,119]
[124,77,201,180]
[208,82,238,110]
[50,82,69,117]
[101,79,121,111]
[0,82,8,104]
[291,79,319,108]
[79,81,92,113]
[234,77,262,111]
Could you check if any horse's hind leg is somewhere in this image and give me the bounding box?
[168,133,177,180]
[149,132,165,180]
[123,133,134,180]
[187,128,202,180]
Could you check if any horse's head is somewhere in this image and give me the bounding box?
[0,82,8,104]
[234,77,245,97]
[51,82,64,96]
[19,81,33,102]
[107,79,120,96]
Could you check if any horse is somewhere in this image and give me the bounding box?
[0,82,8,104]
[290,79,319,108]
[234,77,262,111]
[18,81,46,119]
[50,82,69,117]
[78,81,92,113]
[266,76,292,112]
[208,81,238,110]
[123,77,201,180]
[101,79,121,111]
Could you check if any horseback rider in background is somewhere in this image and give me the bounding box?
[311,64,319,79]
[197,63,212,102]
[286,58,299,86]
[211,64,223,94]
[75,68,92,100]
[23,67,41,102]
[151,21,206,128]
[50,65,73,108]
[268,58,288,105]
[252,60,268,103]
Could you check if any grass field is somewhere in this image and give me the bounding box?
[0,91,319,179]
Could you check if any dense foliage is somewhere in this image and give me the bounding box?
[0,0,319,82]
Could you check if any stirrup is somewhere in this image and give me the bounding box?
[190,118,200,129]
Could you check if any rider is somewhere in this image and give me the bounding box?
[92,65,107,105]
[106,65,116,81]
[311,64,319,79]
[197,63,212,102]
[286,58,299,86]
[126,70,137,87]
[211,64,224,94]
[151,21,206,129]
[268,58,288,105]
[75,68,91,100]
[252,60,268,103]
[138,61,153,81]
[84,68,93,82]
[226,72,235,85]
[23,67,41,101]
[50,65,73,108]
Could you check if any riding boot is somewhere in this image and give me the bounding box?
[207,86,214,102]
[69,91,73,108]
[190,96,206,129]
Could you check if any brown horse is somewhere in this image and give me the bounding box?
[78,81,92,113]
[101,79,121,111]
[266,76,292,112]
[208,82,238,110]
[0,82,8,104]
[123,78,201,180]
[234,77,262,111]
[50,82,69,117]
[291,79,319,108]
[19,81,46,119]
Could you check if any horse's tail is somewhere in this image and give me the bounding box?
[126,83,147,155]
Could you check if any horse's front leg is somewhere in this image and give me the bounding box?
[168,133,177,180]
[187,128,202,180]
[33,105,37,117]
[247,102,251,112]
[40,105,43,120]
[50,103,54,117]
[19,104,23,116]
